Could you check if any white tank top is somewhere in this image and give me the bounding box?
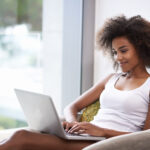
[91,73,150,132]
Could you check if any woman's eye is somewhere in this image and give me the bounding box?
[121,49,128,53]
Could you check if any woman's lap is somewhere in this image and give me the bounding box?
[0,130,95,150]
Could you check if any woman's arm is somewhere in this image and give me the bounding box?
[102,128,131,138]
[143,103,150,130]
[68,122,131,138]
[64,73,114,122]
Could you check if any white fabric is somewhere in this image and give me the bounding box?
[83,129,150,150]
[91,73,150,132]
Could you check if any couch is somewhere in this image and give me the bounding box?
[83,129,150,150]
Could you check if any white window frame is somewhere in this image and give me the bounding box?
[61,0,95,112]
[43,0,95,114]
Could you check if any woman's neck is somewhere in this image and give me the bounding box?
[123,66,149,79]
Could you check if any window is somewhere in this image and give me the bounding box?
[0,0,42,130]
[0,0,95,130]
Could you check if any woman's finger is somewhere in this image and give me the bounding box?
[62,121,67,129]
[65,122,72,131]
[68,124,84,133]
[77,129,86,134]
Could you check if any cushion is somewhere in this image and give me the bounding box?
[80,100,100,122]
[83,129,150,150]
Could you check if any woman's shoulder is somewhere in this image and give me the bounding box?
[95,73,121,88]
[104,72,122,86]
[106,72,121,81]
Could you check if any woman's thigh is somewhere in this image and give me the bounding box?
[66,140,95,150]
[1,130,95,150]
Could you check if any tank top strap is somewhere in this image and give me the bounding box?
[105,73,122,88]
[142,77,150,100]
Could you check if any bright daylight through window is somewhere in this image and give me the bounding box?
[0,0,42,130]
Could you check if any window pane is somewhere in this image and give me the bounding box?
[0,0,42,130]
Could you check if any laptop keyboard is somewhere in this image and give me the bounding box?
[65,131,90,137]
[65,131,79,136]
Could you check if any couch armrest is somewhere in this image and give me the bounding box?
[0,127,26,142]
[83,129,150,150]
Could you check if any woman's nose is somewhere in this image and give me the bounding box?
[115,53,123,61]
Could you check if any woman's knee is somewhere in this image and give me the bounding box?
[9,130,31,150]
[12,129,30,140]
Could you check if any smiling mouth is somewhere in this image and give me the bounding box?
[119,62,128,66]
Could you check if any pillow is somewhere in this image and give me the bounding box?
[83,129,150,150]
[80,100,100,122]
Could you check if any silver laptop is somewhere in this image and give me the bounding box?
[14,89,105,141]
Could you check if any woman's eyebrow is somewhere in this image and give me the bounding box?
[112,45,127,51]
[118,45,127,50]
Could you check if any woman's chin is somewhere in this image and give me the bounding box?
[120,68,129,73]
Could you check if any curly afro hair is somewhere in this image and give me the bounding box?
[96,15,150,69]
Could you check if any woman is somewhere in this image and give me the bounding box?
[1,15,150,150]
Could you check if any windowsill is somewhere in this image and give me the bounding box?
[0,116,66,142]
[0,127,27,141]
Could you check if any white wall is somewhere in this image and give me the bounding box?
[42,0,63,114]
[61,0,83,113]
[94,0,150,83]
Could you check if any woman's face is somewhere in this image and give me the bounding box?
[112,36,142,73]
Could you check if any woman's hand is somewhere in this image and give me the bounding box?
[68,122,105,137]
[62,121,78,132]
